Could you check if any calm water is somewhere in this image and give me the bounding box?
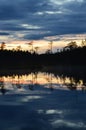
[0,69,86,130]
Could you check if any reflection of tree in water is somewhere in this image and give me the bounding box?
[28,84,34,90]
[11,73,39,91]
[16,75,22,89]
[55,74,86,91]
[0,83,6,95]
[0,81,8,95]
[34,72,38,85]
[0,71,86,93]
[14,73,86,91]
[28,73,35,91]
[11,75,15,88]
[29,72,40,90]
[46,73,54,91]
[62,76,86,91]
[66,77,77,90]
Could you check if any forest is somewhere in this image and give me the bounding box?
[0,41,86,69]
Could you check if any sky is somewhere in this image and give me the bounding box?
[0,0,86,53]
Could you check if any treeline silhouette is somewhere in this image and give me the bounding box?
[0,46,86,69]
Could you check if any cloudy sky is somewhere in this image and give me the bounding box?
[0,0,86,52]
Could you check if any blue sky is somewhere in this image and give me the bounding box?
[0,0,86,45]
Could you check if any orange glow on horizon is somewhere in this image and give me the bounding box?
[1,33,86,53]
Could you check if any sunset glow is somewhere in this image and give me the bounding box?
[0,0,86,53]
[0,0,86,130]
[1,33,86,53]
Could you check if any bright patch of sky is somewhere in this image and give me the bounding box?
[0,0,86,52]
[50,0,84,5]
[21,24,41,29]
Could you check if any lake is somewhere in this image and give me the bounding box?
[0,67,86,130]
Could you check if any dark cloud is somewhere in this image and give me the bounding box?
[0,32,10,35]
[0,5,22,20]
[0,23,28,31]
[24,31,52,40]
[0,0,86,40]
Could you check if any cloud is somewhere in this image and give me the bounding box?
[0,0,86,41]
[0,32,10,35]
[24,30,52,40]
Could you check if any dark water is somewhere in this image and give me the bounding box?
[0,68,86,130]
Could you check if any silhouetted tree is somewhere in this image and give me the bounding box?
[28,73,34,90]
[34,46,39,54]
[48,41,53,54]
[57,49,60,53]
[16,45,22,51]
[28,41,34,53]
[64,41,78,50]
[66,77,77,90]
[45,49,51,54]
[0,80,7,95]
[81,39,86,47]
[0,42,6,50]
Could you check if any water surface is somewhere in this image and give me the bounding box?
[0,69,86,130]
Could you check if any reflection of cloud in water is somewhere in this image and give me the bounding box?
[0,100,22,106]
[51,119,86,129]
[0,71,86,130]
[46,109,63,115]
[0,88,51,106]
[0,95,42,106]
[37,109,63,115]
[21,96,42,102]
